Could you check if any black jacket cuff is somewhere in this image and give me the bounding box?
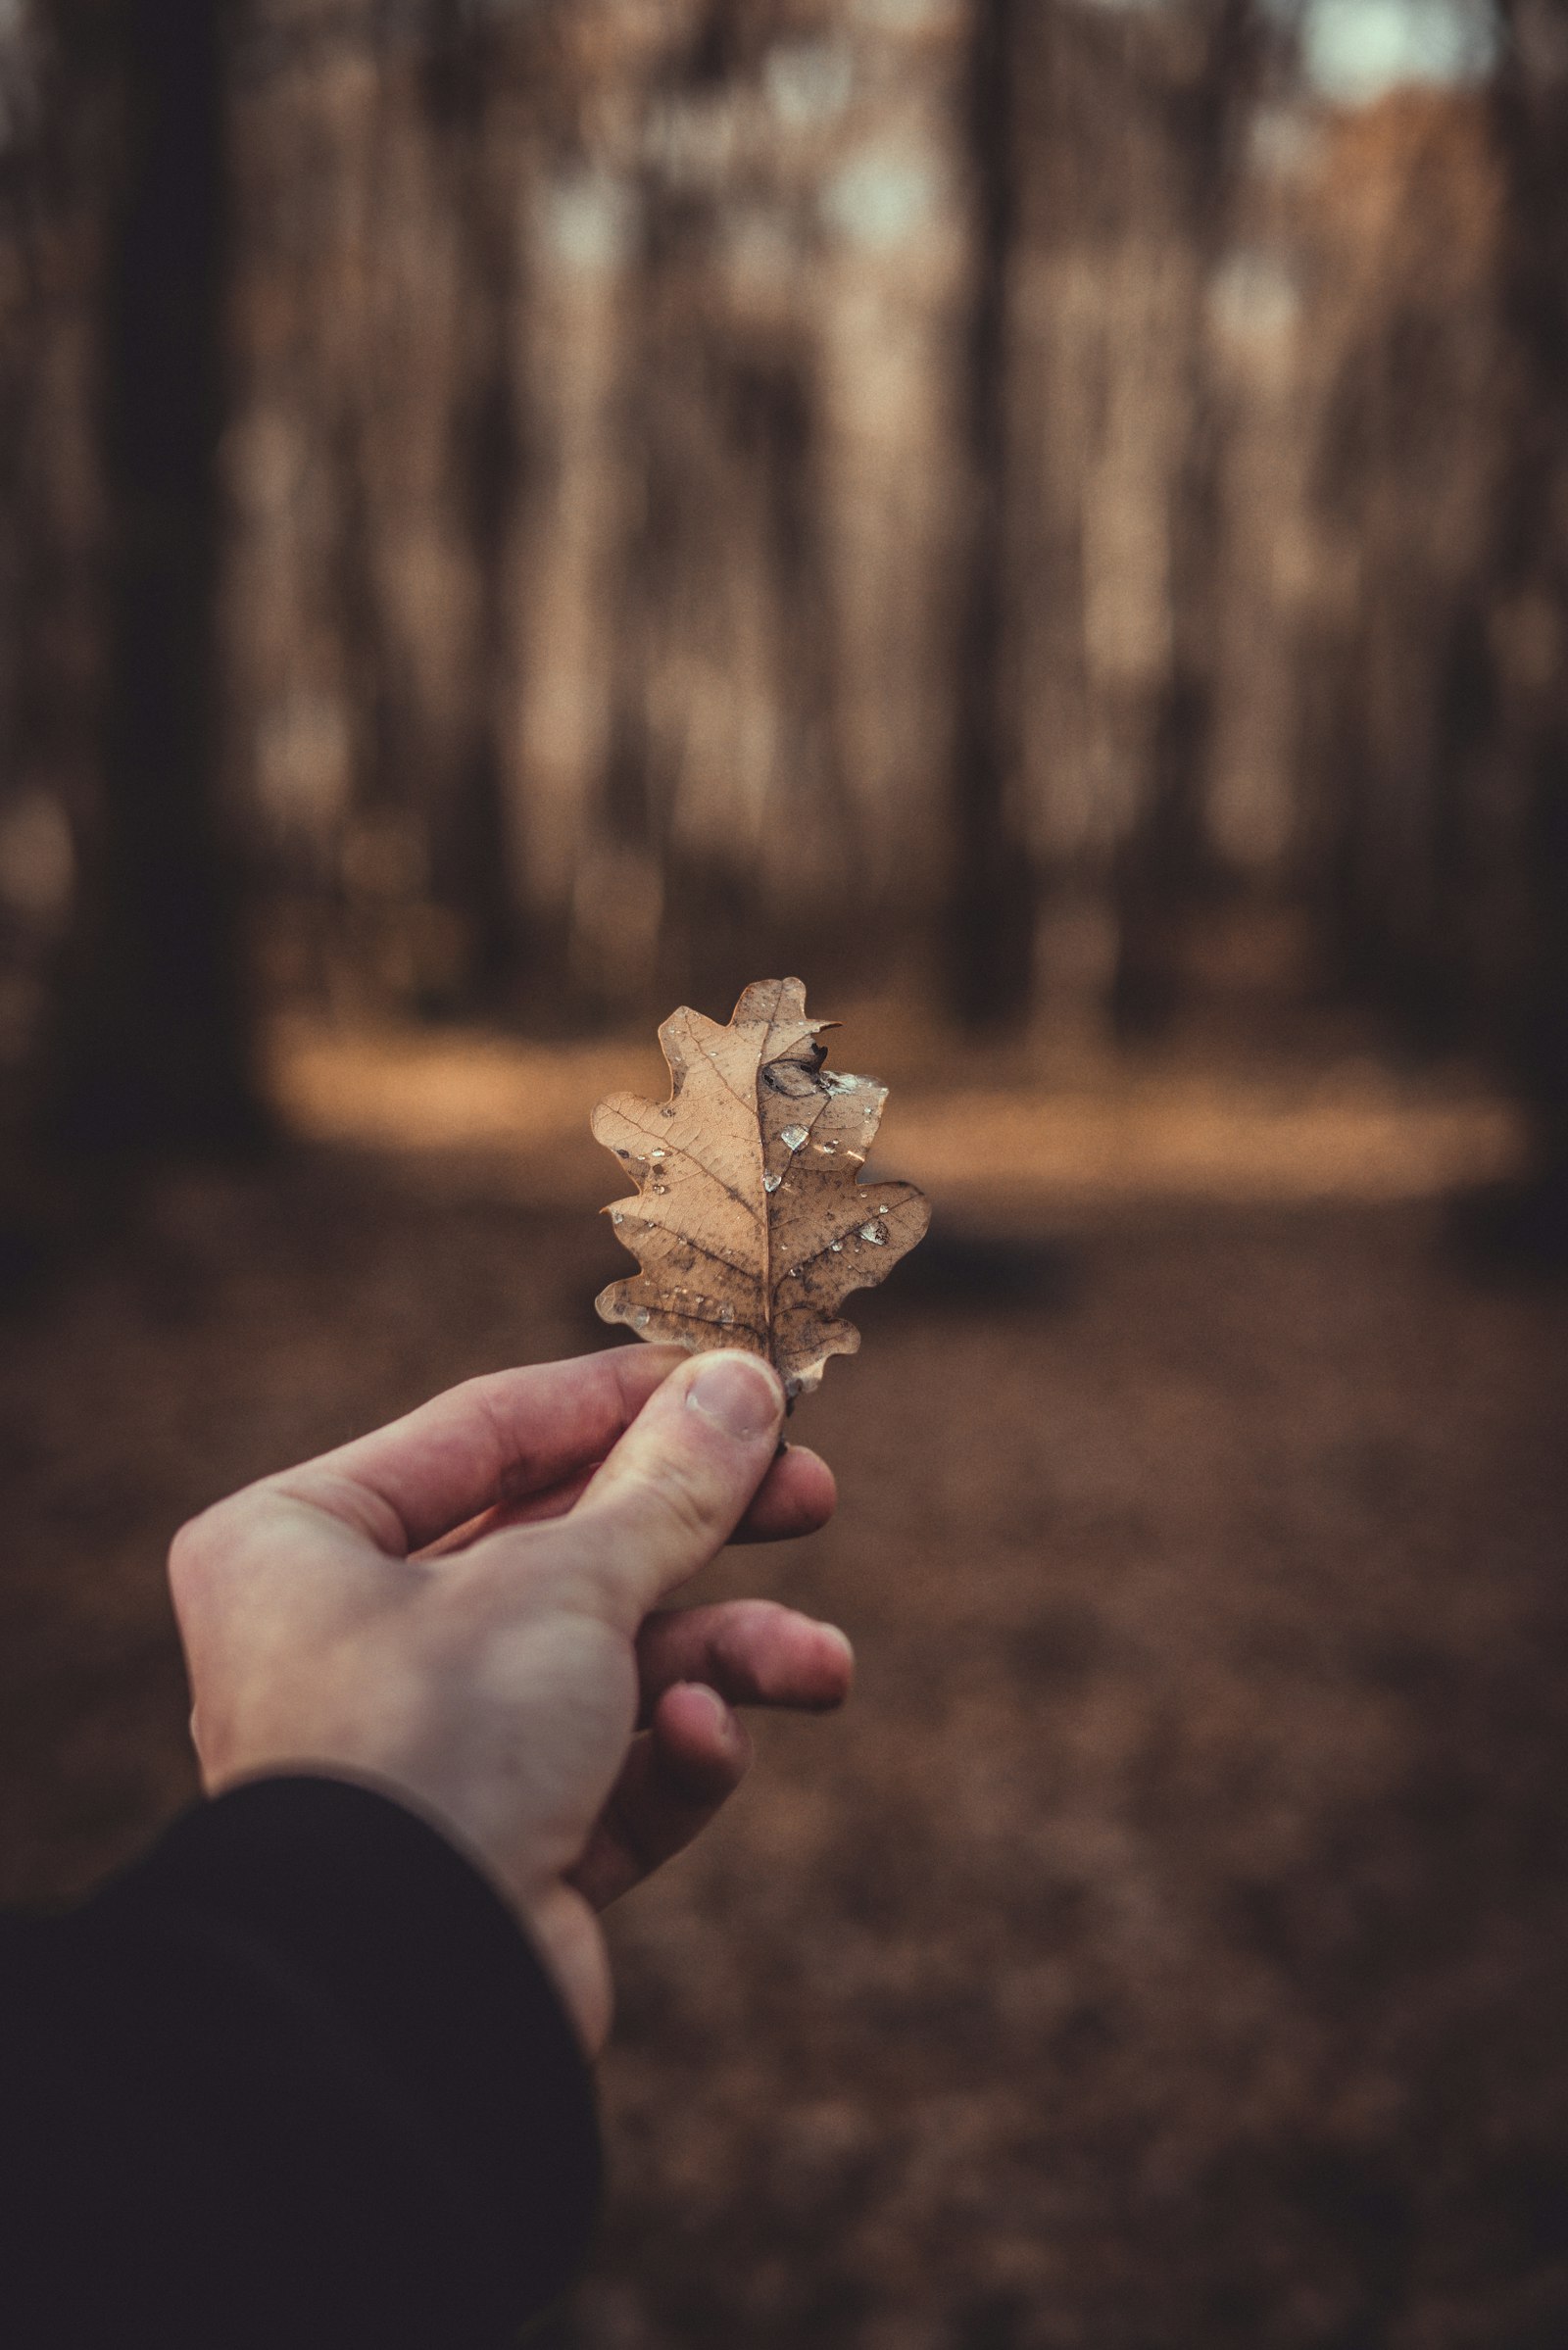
[6,1775,601,2348]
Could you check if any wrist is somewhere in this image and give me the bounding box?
[518,1882,612,2057]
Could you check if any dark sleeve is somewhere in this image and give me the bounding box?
[0,1776,601,2350]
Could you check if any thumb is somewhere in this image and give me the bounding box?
[565,1350,786,1621]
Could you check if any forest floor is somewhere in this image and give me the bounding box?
[1,1012,1564,2350]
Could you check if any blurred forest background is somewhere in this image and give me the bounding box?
[0,0,1564,1156]
[1,2,1567,2346]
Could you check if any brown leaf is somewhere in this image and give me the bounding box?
[592,978,931,1397]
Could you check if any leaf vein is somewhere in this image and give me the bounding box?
[695,1027,760,1118]
[612,1104,760,1224]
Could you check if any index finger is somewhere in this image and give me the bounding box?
[275,1346,688,1555]
[414,1441,836,1558]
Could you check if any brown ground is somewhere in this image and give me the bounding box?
[1,1028,1564,2350]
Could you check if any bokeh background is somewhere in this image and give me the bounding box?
[1,2,1566,2344]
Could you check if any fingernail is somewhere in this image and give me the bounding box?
[822,1625,856,1669]
[683,1682,726,1735]
[686,1351,784,1440]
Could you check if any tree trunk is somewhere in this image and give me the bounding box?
[946,0,1037,1033]
[1113,0,1258,1040]
[1487,7,1568,1230]
[49,0,262,1156]
[419,19,526,1014]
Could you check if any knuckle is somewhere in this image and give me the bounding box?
[167,1505,223,1602]
[457,1367,514,1429]
[637,1460,724,1555]
[168,1490,273,1613]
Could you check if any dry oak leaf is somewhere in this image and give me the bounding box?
[592,978,930,1397]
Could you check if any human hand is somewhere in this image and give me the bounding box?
[169,1346,847,2054]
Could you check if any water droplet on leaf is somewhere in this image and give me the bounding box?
[591,980,929,1388]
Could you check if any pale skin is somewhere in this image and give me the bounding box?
[169,1345,848,2056]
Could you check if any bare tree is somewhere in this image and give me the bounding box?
[946,0,1037,1032]
[1295,94,1502,1050]
[1111,0,1261,1038]
[416,5,529,1012]
[592,0,852,1016]
[1477,0,1568,1247]
[48,0,263,1154]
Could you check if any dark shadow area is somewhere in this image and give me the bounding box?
[855,1219,1082,1318]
